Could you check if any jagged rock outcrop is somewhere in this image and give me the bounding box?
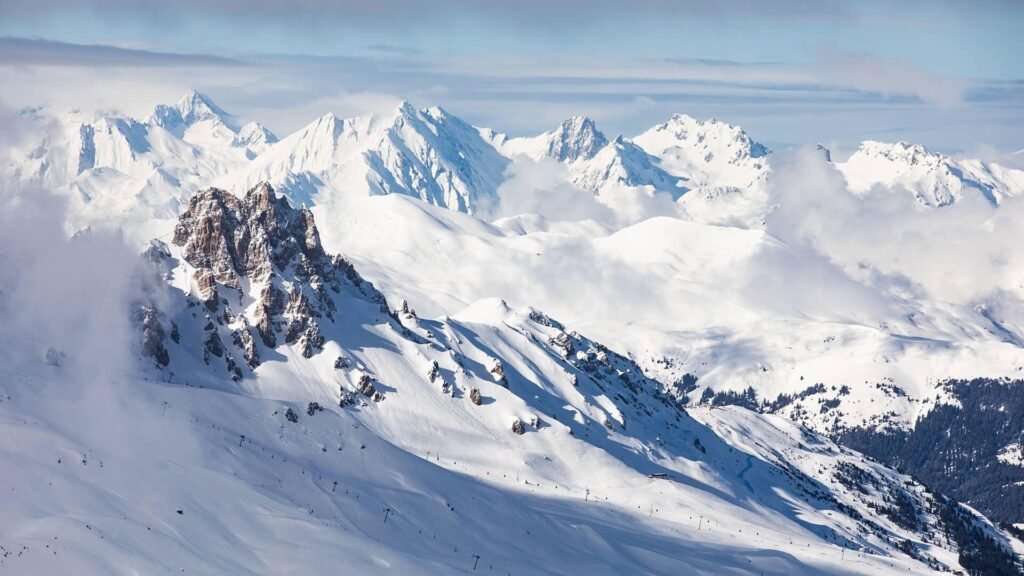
[489,359,508,388]
[173,182,328,306]
[355,373,384,402]
[171,183,389,375]
[511,418,525,435]
[542,116,608,162]
[134,304,169,367]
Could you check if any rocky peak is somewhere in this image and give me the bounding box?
[151,90,238,132]
[816,143,833,163]
[572,135,684,196]
[854,140,943,168]
[234,122,278,150]
[173,182,323,290]
[177,90,234,127]
[172,182,386,362]
[644,114,769,161]
[545,115,608,162]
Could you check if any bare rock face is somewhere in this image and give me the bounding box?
[173,182,329,308]
[231,324,259,369]
[134,304,169,367]
[171,183,389,377]
[489,359,508,388]
[427,360,453,396]
[511,418,525,435]
[355,373,384,402]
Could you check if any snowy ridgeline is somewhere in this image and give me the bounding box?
[9,91,1022,239]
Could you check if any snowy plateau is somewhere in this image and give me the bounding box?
[2,91,1024,575]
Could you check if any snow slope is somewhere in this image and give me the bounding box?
[299,191,1024,441]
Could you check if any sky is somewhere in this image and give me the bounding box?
[0,0,1021,152]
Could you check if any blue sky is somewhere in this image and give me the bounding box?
[0,0,1020,153]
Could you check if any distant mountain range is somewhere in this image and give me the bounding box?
[2,91,1024,575]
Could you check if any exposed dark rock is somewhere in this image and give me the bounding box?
[511,418,525,435]
[134,304,169,367]
[490,359,508,388]
[170,183,390,366]
[356,373,384,402]
[232,325,260,368]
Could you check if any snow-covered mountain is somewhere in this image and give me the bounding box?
[836,140,1024,207]
[488,115,610,163]
[9,95,1024,435]
[492,116,681,192]
[629,113,773,226]
[5,92,1024,574]
[224,101,509,215]
[6,182,1018,574]
[633,113,771,191]
[10,92,1024,242]
[3,91,274,239]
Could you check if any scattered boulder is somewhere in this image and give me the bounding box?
[356,374,384,402]
[428,360,453,396]
[490,359,508,388]
[511,418,525,435]
[43,346,66,367]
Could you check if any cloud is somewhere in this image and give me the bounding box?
[0,37,243,67]
[765,147,1024,308]
[0,36,1018,152]
[365,44,423,56]
[0,103,194,460]
[0,0,851,29]
[480,158,615,223]
[816,50,968,107]
[479,156,681,228]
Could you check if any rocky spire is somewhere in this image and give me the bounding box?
[172,182,387,365]
[544,115,608,162]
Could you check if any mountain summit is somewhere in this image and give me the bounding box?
[541,115,609,162]
[836,140,1023,206]
[226,101,509,214]
[151,89,240,133]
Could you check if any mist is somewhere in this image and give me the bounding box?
[0,103,195,461]
[482,156,680,228]
[764,147,1024,330]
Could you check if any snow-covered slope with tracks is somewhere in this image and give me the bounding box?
[2,183,1017,575]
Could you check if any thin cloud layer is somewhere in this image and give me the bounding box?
[0,37,242,67]
[1,37,1018,151]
